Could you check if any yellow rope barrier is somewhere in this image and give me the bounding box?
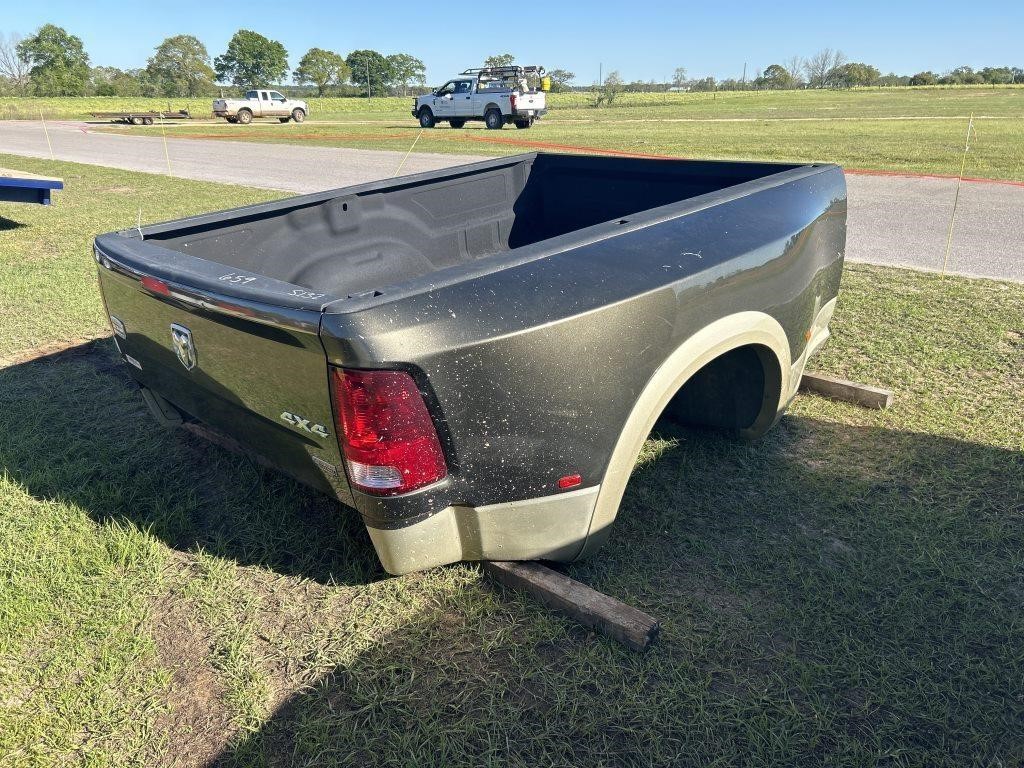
[941,113,976,278]
[393,129,424,177]
[39,110,54,161]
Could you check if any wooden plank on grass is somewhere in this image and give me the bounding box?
[800,371,893,409]
[483,560,660,652]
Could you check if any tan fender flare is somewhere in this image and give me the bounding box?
[576,311,793,559]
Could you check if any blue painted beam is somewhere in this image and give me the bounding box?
[0,175,64,205]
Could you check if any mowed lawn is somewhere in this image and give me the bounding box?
[1,156,1022,767]
[5,85,1024,121]
[92,86,1024,181]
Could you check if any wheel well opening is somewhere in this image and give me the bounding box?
[658,344,782,435]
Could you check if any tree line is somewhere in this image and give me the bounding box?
[0,26,436,98]
[660,50,1022,92]
[0,26,579,100]
[745,49,1022,90]
[587,52,1021,102]
[0,27,1020,100]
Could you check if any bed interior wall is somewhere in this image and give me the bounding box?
[146,156,799,297]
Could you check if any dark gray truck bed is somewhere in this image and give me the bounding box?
[95,152,846,574]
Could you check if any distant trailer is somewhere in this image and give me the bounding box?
[0,168,63,205]
[89,109,192,126]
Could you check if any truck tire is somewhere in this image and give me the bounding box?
[449,118,466,129]
[514,118,533,129]
[236,109,253,125]
[143,117,154,126]
[484,109,504,130]
[291,108,306,123]
[418,108,436,128]
[130,116,143,126]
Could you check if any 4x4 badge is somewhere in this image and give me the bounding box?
[280,411,329,438]
[170,324,196,370]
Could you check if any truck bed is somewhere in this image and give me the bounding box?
[95,152,846,574]
[125,153,808,305]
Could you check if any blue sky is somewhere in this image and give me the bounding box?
[5,0,1023,84]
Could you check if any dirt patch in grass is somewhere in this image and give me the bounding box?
[149,557,236,767]
[145,552,350,765]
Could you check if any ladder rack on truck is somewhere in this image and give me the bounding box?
[460,65,546,78]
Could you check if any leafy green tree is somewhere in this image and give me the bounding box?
[387,53,425,96]
[878,73,910,87]
[89,66,145,96]
[754,63,795,89]
[980,66,1013,84]
[909,71,937,86]
[717,78,750,91]
[146,35,214,97]
[688,76,717,92]
[293,47,349,96]
[830,62,880,88]
[940,65,985,85]
[546,68,575,92]
[594,70,623,107]
[131,68,162,97]
[484,53,515,68]
[16,24,90,96]
[345,49,392,96]
[214,30,288,88]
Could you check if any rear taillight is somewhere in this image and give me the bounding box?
[140,276,170,295]
[330,368,447,495]
[510,93,517,111]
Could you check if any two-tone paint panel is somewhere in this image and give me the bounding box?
[320,166,847,530]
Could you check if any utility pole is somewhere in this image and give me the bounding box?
[599,62,603,86]
[741,62,747,84]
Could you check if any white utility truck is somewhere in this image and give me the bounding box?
[412,65,548,130]
[213,89,308,124]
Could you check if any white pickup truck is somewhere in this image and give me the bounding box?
[412,66,547,130]
[213,89,308,124]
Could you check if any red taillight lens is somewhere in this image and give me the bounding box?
[330,368,447,496]
[510,94,517,110]
[140,276,170,295]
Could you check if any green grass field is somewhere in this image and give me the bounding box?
[3,85,1023,121]
[70,86,1024,181]
[1,156,1023,766]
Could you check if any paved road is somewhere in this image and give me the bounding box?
[1,120,1020,282]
